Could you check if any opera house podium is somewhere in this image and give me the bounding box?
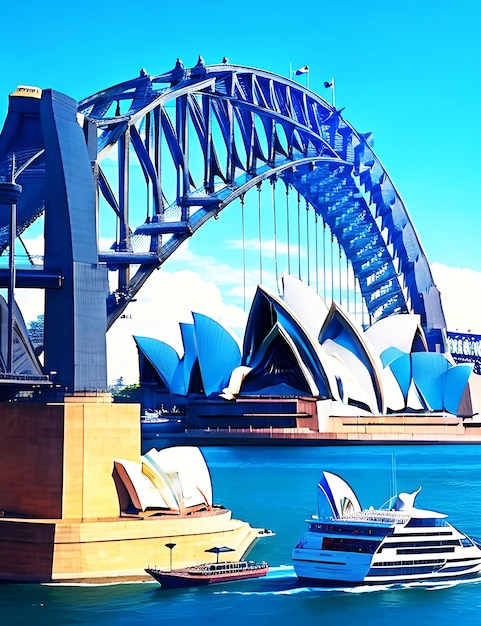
[0,395,262,582]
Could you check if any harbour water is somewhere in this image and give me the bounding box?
[2,444,481,625]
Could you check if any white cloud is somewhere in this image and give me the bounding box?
[226,237,299,257]
[431,263,481,334]
[106,268,248,385]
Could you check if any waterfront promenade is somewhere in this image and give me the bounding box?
[143,419,481,447]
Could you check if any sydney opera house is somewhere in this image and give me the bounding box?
[134,274,480,433]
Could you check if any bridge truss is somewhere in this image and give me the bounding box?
[78,58,445,347]
[0,58,446,391]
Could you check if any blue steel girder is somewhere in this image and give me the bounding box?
[74,60,445,346]
[79,63,347,326]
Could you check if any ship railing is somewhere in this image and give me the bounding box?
[334,509,411,524]
[194,561,267,574]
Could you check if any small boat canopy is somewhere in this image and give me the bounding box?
[205,546,235,563]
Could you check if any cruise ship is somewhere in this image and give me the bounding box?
[292,470,481,585]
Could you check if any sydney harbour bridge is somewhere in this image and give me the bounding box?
[0,57,446,394]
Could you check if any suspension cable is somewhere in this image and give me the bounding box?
[271,178,279,290]
[323,218,327,301]
[285,182,291,275]
[354,275,357,323]
[315,213,319,294]
[337,240,342,306]
[297,190,301,280]
[306,199,310,286]
[330,233,334,304]
[346,253,350,313]
[240,194,246,311]
[257,182,263,284]
[362,282,366,327]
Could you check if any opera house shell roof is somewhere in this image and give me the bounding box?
[134,274,474,419]
[114,446,213,515]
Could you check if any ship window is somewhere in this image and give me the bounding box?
[369,564,444,577]
[383,539,459,550]
[393,530,452,538]
[374,558,444,567]
[405,518,449,528]
[310,522,392,538]
[322,536,379,554]
[397,547,455,555]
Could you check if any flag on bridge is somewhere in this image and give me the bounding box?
[295,66,309,75]
[323,77,336,107]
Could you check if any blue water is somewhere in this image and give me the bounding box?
[2,444,481,625]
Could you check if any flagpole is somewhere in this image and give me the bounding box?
[324,78,336,108]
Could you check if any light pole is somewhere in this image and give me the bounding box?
[165,542,176,571]
[0,179,22,373]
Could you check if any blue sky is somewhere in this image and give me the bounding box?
[2,0,481,383]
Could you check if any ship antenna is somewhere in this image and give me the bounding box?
[391,453,397,501]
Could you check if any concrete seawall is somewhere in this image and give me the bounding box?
[143,425,481,448]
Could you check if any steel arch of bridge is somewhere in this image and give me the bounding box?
[78,58,445,348]
[0,58,447,393]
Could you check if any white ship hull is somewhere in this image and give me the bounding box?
[292,470,481,586]
[293,541,481,585]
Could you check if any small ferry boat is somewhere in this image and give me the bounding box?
[292,470,481,586]
[145,559,269,589]
[141,408,185,435]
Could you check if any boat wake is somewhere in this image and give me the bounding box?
[214,566,481,597]
[214,566,300,596]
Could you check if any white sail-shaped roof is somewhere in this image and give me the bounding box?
[379,364,406,412]
[406,379,427,411]
[149,446,213,509]
[323,347,377,412]
[320,302,385,413]
[113,458,171,512]
[142,452,182,511]
[133,273,474,418]
[365,314,428,356]
[317,471,362,519]
[243,285,339,400]
[114,447,213,514]
[281,273,330,338]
